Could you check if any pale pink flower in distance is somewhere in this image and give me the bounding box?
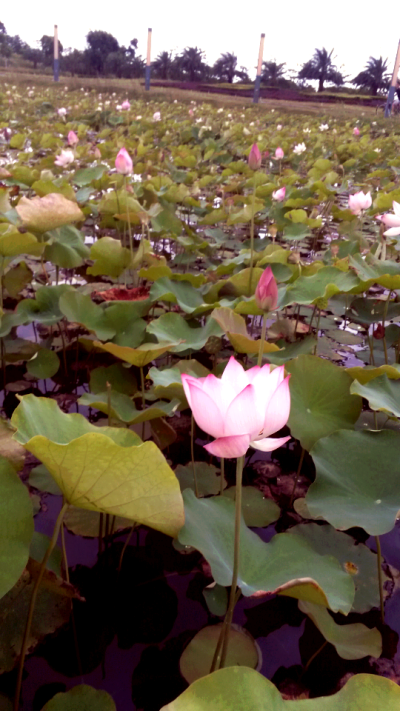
[115,147,133,175]
[153,111,161,121]
[67,130,78,146]
[348,191,372,215]
[248,143,262,170]
[181,357,291,459]
[275,147,284,160]
[255,266,279,311]
[54,150,74,167]
[353,127,360,136]
[121,100,131,110]
[189,108,194,117]
[272,186,286,202]
[377,201,400,237]
[293,142,306,154]
[57,108,67,117]
[277,124,282,131]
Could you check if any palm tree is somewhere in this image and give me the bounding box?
[213,52,239,83]
[152,51,174,80]
[298,48,344,92]
[352,57,390,95]
[261,60,287,87]
[179,46,207,82]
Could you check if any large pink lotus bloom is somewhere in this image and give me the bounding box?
[377,201,400,237]
[248,143,262,171]
[182,357,290,459]
[121,100,131,110]
[272,186,286,202]
[353,127,360,136]
[275,147,284,160]
[115,147,133,175]
[67,130,78,146]
[348,191,372,215]
[255,266,279,311]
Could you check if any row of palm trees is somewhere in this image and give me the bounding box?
[152,47,393,96]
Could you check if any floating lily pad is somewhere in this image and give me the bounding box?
[308,429,400,535]
[286,355,362,451]
[203,584,228,617]
[178,490,354,613]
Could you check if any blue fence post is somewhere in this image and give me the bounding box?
[253,33,265,104]
[145,28,152,91]
[385,40,400,117]
[53,24,59,82]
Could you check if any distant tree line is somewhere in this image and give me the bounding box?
[0,24,393,96]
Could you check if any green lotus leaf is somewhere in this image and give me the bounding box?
[161,667,400,711]
[43,225,90,268]
[280,267,360,308]
[26,348,60,379]
[148,360,209,403]
[347,297,400,325]
[222,486,280,527]
[346,364,400,384]
[0,456,34,600]
[146,313,222,353]
[42,685,116,711]
[16,285,73,325]
[59,291,116,341]
[286,355,362,451]
[16,193,84,233]
[11,394,141,447]
[78,390,180,424]
[3,261,33,297]
[92,340,178,367]
[0,225,44,258]
[149,277,204,313]
[87,237,132,278]
[350,374,400,418]
[175,462,226,497]
[90,363,137,396]
[73,164,108,187]
[349,254,400,291]
[299,600,381,660]
[308,429,400,534]
[178,490,354,613]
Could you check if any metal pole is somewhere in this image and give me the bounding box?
[385,40,400,117]
[145,28,152,91]
[53,25,59,82]
[253,33,265,104]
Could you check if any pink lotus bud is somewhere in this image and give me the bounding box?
[353,127,360,136]
[275,147,284,160]
[272,186,286,202]
[255,266,278,312]
[189,108,194,117]
[153,111,161,121]
[115,147,133,175]
[121,100,131,110]
[67,130,78,146]
[248,143,262,171]
[348,191,372,215]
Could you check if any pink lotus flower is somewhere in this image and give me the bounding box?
[353,127,360,136]
[377,201,400,237]
[57,108,67,117]
[115,147,133,175]
[248,143,262,171]
[275,147,284,160]
[54,150,74,167]
[67,130,78,146]
[348,191,372,215]
[181,357,290,459]
[121,100,131,110]
[272,186,286,202]
[255,265,279,311]
[153,111,161,121]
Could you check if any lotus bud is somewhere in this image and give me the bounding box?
[248,143,262,171]
[255,266,278,312]
[272,186,286,202]
[121,100,131,110]
[67,130,78,146]
[353,127,360,136]
[275,147,284,160]
[115,147,133,175]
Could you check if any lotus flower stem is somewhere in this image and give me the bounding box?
[218,454,245,669]
[375,535,385,624]
[191,415,199,497]
[124,176,134,263]
[304,640,328,673]
[118,524,136,572]
[58,320,68,374]
[309,305,317,331]
[60,510,83,678]
[382,292,391,365]
[257,313,268,368]
[289,448,305,508]
[248,172,257,295]
[314,309,322,355]
[140,367,146,440]
[219,458,225,496]
[14,501,69,711]
[367,332,376,366]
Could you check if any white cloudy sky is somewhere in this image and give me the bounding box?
[2,0,400,81]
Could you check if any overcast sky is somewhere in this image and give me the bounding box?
[2,0,400,81]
